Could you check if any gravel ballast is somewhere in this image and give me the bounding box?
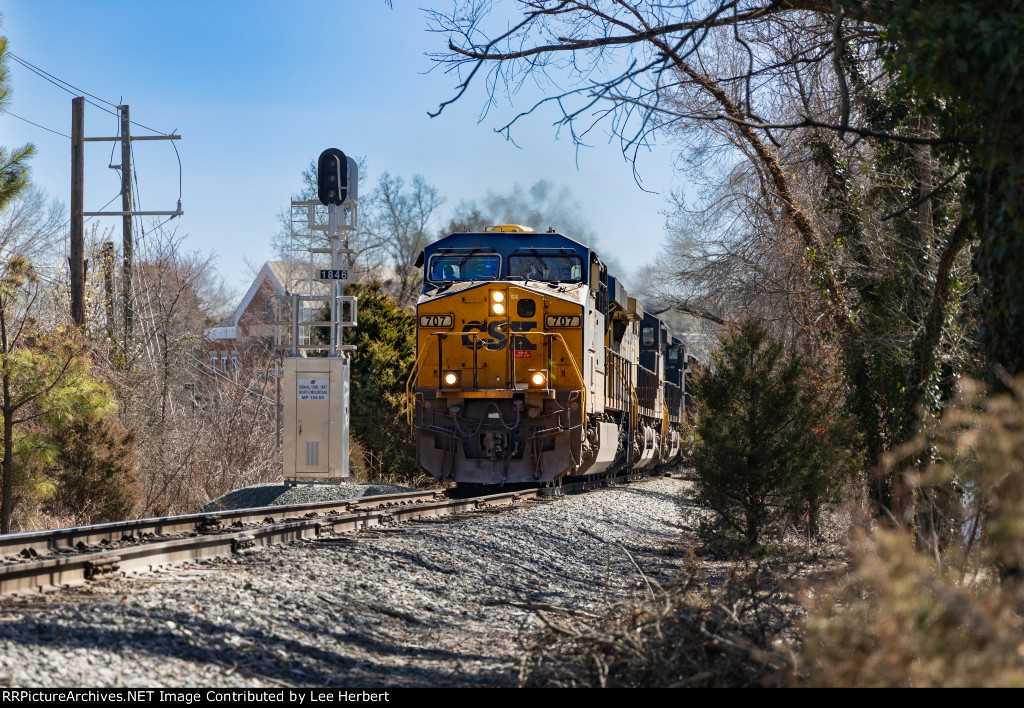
[0,476,697,688]
[203,482,416,512]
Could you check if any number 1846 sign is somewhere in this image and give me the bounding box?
[318,269,349,280]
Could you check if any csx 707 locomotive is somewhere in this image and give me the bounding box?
[408,225,689,485]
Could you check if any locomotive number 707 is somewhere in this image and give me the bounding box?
[545,315,581,328]
[419,314,454,328]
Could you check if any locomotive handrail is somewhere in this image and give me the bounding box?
[663,380,683,426]
[604,347,639,428]
[604,347,628,412]
[546,331,587,426]
[406,332,444,424]
[405,329,510,423]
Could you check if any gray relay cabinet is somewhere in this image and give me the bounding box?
[282,357,350,481]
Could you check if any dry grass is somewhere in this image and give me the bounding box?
[798,528,1024,687]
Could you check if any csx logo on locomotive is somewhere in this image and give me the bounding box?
[461,321,537,351]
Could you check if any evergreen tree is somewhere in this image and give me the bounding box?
[691,319,848,551]
[46,415,138,525]
[0,27,34,214]
[321,282,418,483]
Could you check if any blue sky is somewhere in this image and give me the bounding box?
[0,1,681,295]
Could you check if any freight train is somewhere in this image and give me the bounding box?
[407,225,690,486]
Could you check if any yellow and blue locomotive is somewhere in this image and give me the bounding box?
[408,225,687,485]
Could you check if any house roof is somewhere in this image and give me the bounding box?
[204,262,322,340]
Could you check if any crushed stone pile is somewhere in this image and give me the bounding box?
[202,482,416,512]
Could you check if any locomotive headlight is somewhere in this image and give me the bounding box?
[530,371,547,388]
[442,370,461,387]
[490,291,506,315]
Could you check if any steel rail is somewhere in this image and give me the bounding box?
[0,489,539,597]
[0,489,448,563]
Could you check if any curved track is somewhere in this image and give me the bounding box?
[0,467,667,597]
[0,489,447,562]
[0,488,537,597]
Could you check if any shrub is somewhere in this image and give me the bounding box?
[800,528,1024,687]
[691,318,848,552]
[46,415,139,524]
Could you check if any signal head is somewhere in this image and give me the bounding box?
[317,148,348,206]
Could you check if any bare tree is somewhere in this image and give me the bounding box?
[190,343,279,504]
[427,1,966,326]
[427,1,978,519]
[0,185,64,266]
[105,231,223,515]
[366,172,445,306]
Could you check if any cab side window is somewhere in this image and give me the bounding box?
[642,326,655,347]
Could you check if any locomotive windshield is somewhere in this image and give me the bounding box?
[428,254,501,282]
[507,253,583,283]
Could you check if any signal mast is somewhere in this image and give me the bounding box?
[280,149,358,483]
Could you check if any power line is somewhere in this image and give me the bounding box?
[131,142,144,222]
[149,214,179,232]
[57,192,123,235]
[9,53,185,212]
[130,138,182,234]
[8,53,118,108]
[9,52,179,136]
[169,135,183,201]
[88,193,122,223]
[9,53,120,119]
[108,99,121,170]
[0,108,71,139]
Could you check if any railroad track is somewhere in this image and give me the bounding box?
[0,487,539,597]
[0,467,668,598]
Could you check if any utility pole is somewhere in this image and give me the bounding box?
[120,105,133,342]
[75,102,183,349]
[69,97,85,327]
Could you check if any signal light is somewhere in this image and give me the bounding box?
[442,371,460,387]
[317,148,348,206]
[530,371,546,388]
